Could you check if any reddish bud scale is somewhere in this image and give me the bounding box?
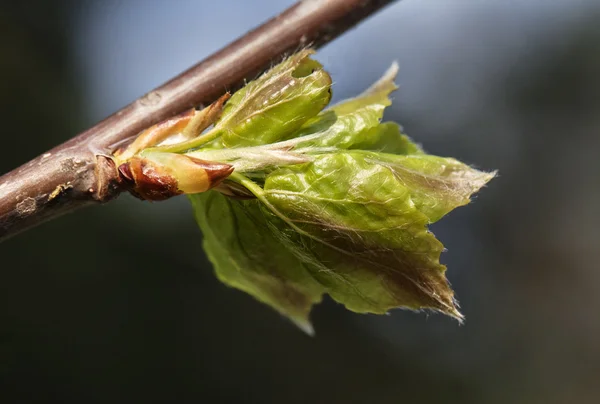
[118,154,233,201]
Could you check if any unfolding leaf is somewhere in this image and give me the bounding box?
[189,191,324,334]
[259,152,493,317]
[349,122,424,155]
[216,49,332,148]
[363,152,496,222]
[294,63,398,150]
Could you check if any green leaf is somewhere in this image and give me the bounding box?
[189,191,324,334]
[293,63,399,150]
[348,122,423,154]
[258,152,494,317]
[216,49,332,148]
[362,152,496,222]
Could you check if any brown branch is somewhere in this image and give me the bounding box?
[0,0,398,241]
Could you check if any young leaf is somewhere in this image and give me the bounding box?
[293,62,399,150]
[260,152,475,317]
[349,122,424,155]
[149,49,332,154]
[189,191,324,334]
[216,49,332,148]
[362,152,496,222]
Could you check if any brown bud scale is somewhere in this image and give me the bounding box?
[118,155,234,201]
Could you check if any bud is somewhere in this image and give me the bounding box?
[115,110,195,161]
[118,152,233,201]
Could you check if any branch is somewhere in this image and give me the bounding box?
[0,0,398,241]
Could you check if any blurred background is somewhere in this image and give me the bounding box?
[1,0,600,402]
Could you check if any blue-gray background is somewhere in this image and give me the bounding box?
[1,1,600,403]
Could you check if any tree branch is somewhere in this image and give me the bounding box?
[0,0,398,241]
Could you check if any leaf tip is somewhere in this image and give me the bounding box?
[466,168,498,196]
[361,61,400,97]
[447,304,465,324]
[290,317,315,336]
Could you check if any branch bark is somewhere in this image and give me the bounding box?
[0,0,398,241]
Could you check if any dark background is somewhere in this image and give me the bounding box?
[1,0,600,403]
